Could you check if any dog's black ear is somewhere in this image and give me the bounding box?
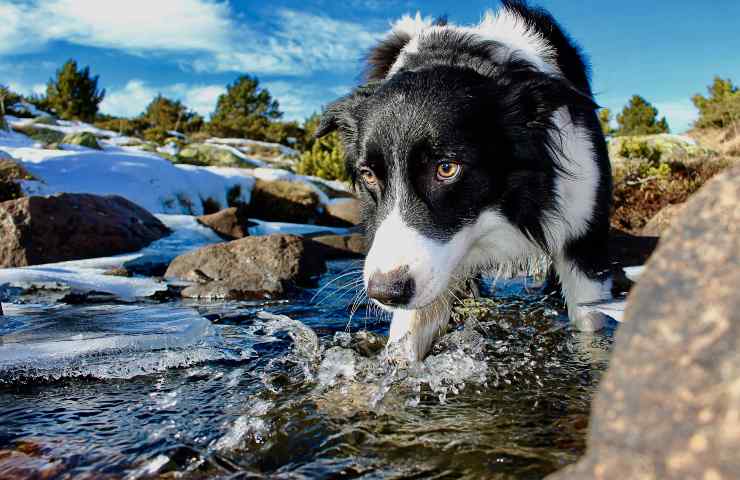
[365,31,412,81]
[503,69,597,127]
[315,82,382,139]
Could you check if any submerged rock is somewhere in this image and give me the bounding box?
[0,193,170,267]
[165,234,326,299]
[548,165,740,480]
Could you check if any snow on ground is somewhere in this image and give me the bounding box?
[0,215,221,300]
[2,145,255,215]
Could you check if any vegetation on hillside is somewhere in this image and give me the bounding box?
[615,95,669,136]
[692,77,739,130]
[46,60,105,122]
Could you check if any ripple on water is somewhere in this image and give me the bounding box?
[0,267,616,479]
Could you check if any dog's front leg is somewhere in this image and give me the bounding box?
[387,297,452,362]
[555,256,614,331]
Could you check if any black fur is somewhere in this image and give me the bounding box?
[319,2,612,287]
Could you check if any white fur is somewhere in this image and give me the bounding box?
[388,6,558,78]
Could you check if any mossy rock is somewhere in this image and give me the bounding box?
[28,116,59,126]
[62,131,101,150]
[246,179,321,223]
[11,124,65,146]
[608,134,716,163]
[176,144,259,168]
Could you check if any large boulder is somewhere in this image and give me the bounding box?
[177,143,260,168]
[247,179,321,224]
[11,124,64,146]
[165,234,326,300]
[0,193,170,267]
[61,131,101,149]
[641,203,686,237]
[547,165,740,480]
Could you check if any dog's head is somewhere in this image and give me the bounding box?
[317,61,595,311]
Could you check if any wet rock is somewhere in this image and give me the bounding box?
[320,198,362,226]
[0,193,170,267]
[308,234,366,259]
[0,442,64,480]
[196,206,251,240]
[641,203,685,237]
[247,179,321,224]
[165,234,326,299]
[61,131,101,149]
[547,165,740,480]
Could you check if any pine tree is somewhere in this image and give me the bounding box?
[598,108,613,136]
[141,94,202,134]
[615,95,669,136]
[692,77,740,129]
[46,60,105,122]
[208,75,281,140]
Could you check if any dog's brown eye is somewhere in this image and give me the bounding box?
[359,168,377,186]
[436,162,461,180]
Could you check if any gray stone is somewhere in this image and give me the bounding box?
[547,165,740,480]
[165,234,326,300]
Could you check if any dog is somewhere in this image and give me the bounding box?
[316,1,614,361]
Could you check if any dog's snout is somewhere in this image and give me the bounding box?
[367,267,415,307]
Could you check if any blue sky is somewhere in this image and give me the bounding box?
[1,1,738,133]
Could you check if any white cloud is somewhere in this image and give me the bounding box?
[264,81,350,122]
[100,80,225,118]
[0,2,381,76]
[654,99,698,133]
[0,0,234,56]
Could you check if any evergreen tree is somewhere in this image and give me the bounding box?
[46,60,105,122]
[615,95,669,136]
[208,75,281,140]
[141,94,203,133]
[598,108,614,136]
[692,76,740,129]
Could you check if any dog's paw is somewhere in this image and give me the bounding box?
[572,307,612,332]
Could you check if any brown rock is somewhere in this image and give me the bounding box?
[0,193,170,267]
[547,165,740,480]
[165,234,326,300]
[320,198,363,227]
[247,179,321,223]
[308,234,367,259]
[641,203,686,237]
[196,206,250,240]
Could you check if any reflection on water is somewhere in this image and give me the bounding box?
[0,260,613,479]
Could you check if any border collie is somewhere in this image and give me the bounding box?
[317,1,613,361]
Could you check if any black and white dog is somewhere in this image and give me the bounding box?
[317,1,613,360]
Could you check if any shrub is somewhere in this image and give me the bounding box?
[617,138,662,163]
[0,85,22,121]
[296,131,348,181]
[46,60,105,122]
[598,108,614,136]
[94,117,148,137]
[208,75,282,140]
[615,95,669,136]
[142,126,170,144]
[692,77,740,129]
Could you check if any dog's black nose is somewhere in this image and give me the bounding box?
[367,267,415,306]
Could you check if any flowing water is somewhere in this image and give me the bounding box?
[0,260,614,479]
